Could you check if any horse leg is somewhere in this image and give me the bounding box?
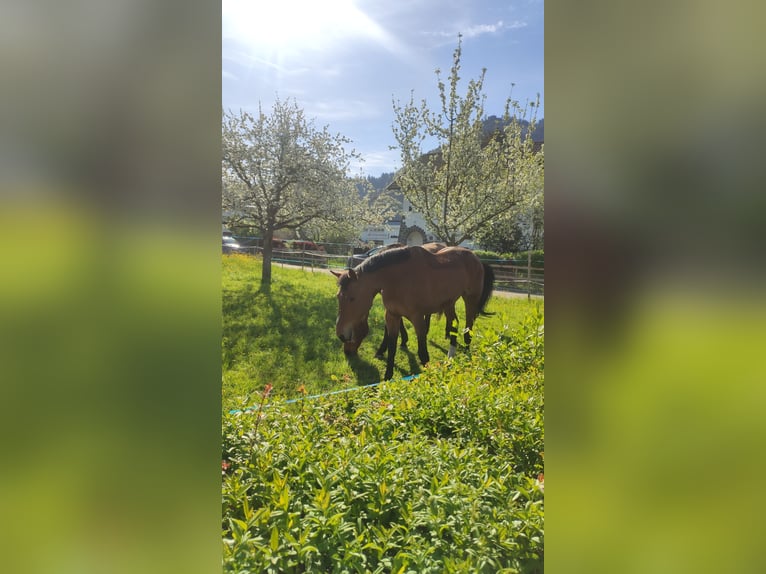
[383,311,401,381]
[409,315,430,367]
[374,326,389,360]
[463,299,477,348]
[375,318,407,360]
[399,317,409,349]
[444,304,459,358]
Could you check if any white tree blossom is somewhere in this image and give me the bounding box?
[391,37,544,246]
[223,98,378,291]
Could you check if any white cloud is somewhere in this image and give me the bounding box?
[463,20,505,38]
[506,20,529,30]
[351,148,401,175]
[429,19,528,42]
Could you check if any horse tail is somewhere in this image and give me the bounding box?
[478,263,495,315]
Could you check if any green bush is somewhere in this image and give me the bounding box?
[222,308,544,573]
[474,249,544,267]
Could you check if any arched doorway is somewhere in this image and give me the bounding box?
[403,227,426,246]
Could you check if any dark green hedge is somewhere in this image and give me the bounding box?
[474,249,544,267]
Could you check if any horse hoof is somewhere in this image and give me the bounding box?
[374,353,385,361]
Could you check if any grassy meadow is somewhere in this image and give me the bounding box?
[222,253,544,572]
[222,253,542,412]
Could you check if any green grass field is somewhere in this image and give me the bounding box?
[222,254,542,412]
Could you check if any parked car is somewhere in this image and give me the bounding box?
[347,244,394,268]
[222,235,244,254]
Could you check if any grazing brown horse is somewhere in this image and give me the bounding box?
[341,242,449,358]
[333,245,494,381]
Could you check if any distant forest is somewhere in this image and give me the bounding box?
[365,172,395,191]
[482,116,544,143]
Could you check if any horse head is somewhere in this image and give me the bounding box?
[341,317,369,355]
[331,268,376,349]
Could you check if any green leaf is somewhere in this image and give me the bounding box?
[278,484,290,510]
[316,487,330,511]
[299,545,319,557]
[242,496,253,521]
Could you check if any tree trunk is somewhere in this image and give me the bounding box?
[260,228,274,294]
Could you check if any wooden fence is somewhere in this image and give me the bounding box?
[479,258,544,296]
[237,246,544,296]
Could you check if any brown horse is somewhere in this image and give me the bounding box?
[333,245,494,381]
[341,242,449,358]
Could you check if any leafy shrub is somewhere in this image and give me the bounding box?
[474,249,544,267]
[222,309,544,573]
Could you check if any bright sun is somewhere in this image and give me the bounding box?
[223,0,386,53]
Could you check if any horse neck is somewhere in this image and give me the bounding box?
[358,268,397,295]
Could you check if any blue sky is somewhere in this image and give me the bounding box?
[222,0,543,177]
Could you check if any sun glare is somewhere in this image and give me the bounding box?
[223,0,387,53]
[222,0,399,56]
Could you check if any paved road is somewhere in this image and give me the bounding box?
[492,289,543,300]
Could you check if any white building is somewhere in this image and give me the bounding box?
[359,196,476,248]
[398,196,430,246]
[359,217,402,246]
[397,196,475,249]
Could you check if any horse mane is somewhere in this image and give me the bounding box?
[356,246,412,275]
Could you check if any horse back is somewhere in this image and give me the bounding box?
[372,246,492,328]
[427,246,483,274]
[401,246,485,304]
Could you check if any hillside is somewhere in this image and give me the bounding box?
[482,116,544,143]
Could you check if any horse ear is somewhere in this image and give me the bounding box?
[348,269,357,281]
[330,270,341,278]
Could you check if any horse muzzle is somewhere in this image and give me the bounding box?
[343,339,361,355]
[337,317,368,355]
[337,327,354,343]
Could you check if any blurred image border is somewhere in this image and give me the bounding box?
[547,1,766,572]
